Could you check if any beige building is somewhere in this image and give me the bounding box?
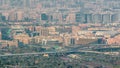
[63,35,98,46]
[63,37,71,46]
[16,11,24,21]
[13,34,30,44]
[47,26,59,35]
[40,27,49,36]
[8,12,17,21]
[66,13,76,23]
[33,36,63,45]
[35,26,42,31]
[107,34,120,45]
[0,40,18,48]
[72,26,80,35]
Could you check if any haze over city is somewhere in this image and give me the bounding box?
[0,0,120,68]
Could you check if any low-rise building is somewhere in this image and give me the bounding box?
[13,34,30,44]
[0,40,18,48]
[107,34,120,45]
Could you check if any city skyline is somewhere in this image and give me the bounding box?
[0,0,120,68]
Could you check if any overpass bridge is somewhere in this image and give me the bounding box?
[93,45,120,51]
[0,50,102,57]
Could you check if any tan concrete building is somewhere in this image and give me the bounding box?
[13,34,30,44]
[40,28,49,36]
[72,26,80,35]
[16,11,24,21]
[66,13,76,23]
[0,40,18,48]
[107,34,120,45]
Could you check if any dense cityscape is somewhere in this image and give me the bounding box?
[0,0,120,68]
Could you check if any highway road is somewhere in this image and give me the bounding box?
[0,50,102,57]
[0,44,118,57]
